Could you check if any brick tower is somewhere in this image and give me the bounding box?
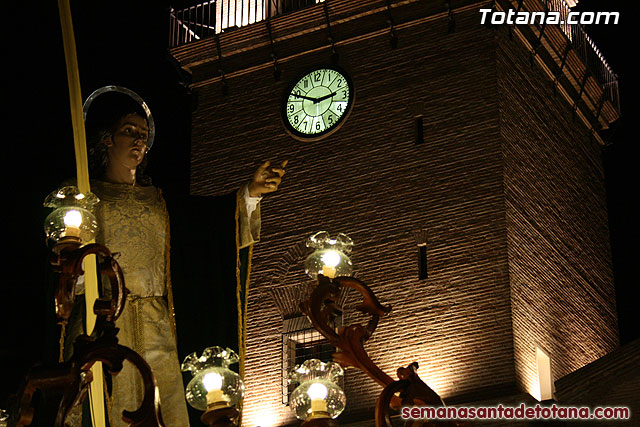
[169,0,620,424]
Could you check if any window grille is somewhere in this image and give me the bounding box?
[281,315,342,405]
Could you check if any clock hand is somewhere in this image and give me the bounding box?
[292,93,318,102]
[314,91,337,103]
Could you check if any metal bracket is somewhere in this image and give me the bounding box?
[265,17,281,81]
[529,3,549,66]
[552,43,571,96]
[446,0,456,33]
[572,70,590,121]
[483,0,496,29]
[595,89,607,124]
[555,43,572,79]
[509,0,524,40]
[215,33,228,96]
[323,0,339,63]
[385,0,398,48]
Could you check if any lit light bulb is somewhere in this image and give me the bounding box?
[307,382,328,400]
[63,209,83,237]
[321,250,340,278]
[203,372,223,391]
[307,382,328,416]
[202,372,226,407]
[321,251,340,268]
[63,210,82,227]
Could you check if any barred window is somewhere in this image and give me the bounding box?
[281,315,342,404]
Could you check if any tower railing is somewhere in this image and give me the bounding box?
[169,0,619,113]
[543,0,620,114]
[169,0,323,48]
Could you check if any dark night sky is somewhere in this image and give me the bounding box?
[2,0,636,407]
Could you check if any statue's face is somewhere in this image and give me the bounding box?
[105,113,149,170]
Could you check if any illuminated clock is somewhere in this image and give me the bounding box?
[282,65,355,140]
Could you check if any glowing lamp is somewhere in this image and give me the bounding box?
[289,359,346,421]
[181,347,244,412]
[63,209,83,237]
[202,372,226,408]
[307,382,329,415]
[43,186,99,243]
[304,231,354,279]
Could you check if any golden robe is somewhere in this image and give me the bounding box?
[65,180,189,426]
[63,180,259,426]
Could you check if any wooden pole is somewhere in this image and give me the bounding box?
[57,1,107,425]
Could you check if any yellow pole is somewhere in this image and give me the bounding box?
[57,1,106,426]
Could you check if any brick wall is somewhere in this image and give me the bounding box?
[497,25,618,400]
[554,339,639,427]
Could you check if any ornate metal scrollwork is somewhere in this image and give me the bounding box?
[301,275,470,427]
[301,275,394,388]
[375,363,471,427]
[12,238,164,427]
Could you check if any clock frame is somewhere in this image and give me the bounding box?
[281,65,355,141]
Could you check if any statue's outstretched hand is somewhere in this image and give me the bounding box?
[248,160,288,197]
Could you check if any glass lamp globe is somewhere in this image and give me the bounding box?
[304,231,354,279]
[181,346,244,411]
[289,359,346,420]
[43,186,99,243]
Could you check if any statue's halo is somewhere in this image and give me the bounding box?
[83,85,156,150]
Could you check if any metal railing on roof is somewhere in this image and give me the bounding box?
[169,0,323,48]
[544,0,620,113]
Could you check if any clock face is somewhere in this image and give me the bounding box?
[282,66,354,140]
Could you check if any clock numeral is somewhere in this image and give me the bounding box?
[287,101,303,116]
[289,109,306,129]
[303,79,309,88]
[322,71,330,86]
[331,102,347,117]
[333,89,348,101]
[322,113,335,127]
[310,117,325,134]
[315,73,321,82]
[337,79,342,88]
